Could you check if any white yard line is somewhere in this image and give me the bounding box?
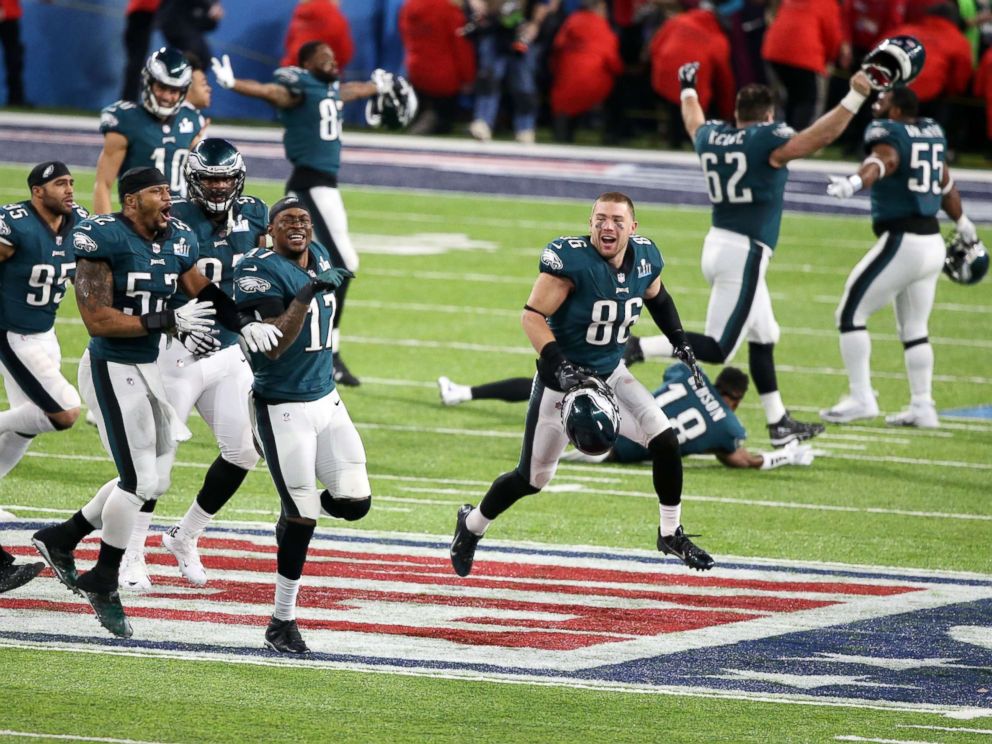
[0,731,177,744]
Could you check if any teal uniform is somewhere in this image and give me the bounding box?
[273,67,342,180]
[71,214,199,363]
[168,195,269,348]
[613,365,747,463]
[234,242,336,402]
[539,235,663,376]
[0,201,88,334]
[863,118,945,228]
[693,121,794,249]
[99,101,204,197]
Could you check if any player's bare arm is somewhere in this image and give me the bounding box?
[521,272,573,354]
[74,257,146,337]
[676,62,705,140]
[231,78,299,108]
[716,447,763,469]
[340,81,378,103]
[254,299,310,361]
[93,132,129,214]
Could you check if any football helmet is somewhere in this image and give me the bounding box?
[365,75,419,130]
[141,47,193,118]
[184,138,246,214]
[561,378,621,456]
[943,232,989,285]
[861,35,926,91]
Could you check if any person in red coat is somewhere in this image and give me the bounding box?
[399,0,476,134]
[281,0,354,72]
[762,0,842,129]
[887,6,973,103]
[0,0,25,105]
[650,6,735,147]
[549,0,622,142]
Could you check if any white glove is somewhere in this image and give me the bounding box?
[211,54,236,90]
[827,175,861,200]
[371,68,394,96]
[785,441,815,467]
[956,215,978,244]
[179,329,221,358]
[240,321,282,353]
[173,299,216,334]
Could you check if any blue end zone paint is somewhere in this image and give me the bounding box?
[942,405,992,420]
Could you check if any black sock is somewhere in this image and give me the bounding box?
[276,521,315,581]
[46,510,97,550]
[748,342,778,395]
[471,378,532,403]
[92,541,125,582]
[140,499,157,514]
[479,470,539,520]
[195,456,250,515]
[648,430,682,507]
[0,546,13,566]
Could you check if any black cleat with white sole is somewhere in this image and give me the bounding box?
[657,526,715,571]
[75,570,133,638]
[31,528,80,593]
[450,504,482,577]
[265,616,311,654]
[767,412,824,448]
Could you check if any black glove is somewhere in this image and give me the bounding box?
[673,341,705,389]
[678,62,700,92]
[296,267,355,304]
[537,341,594,392]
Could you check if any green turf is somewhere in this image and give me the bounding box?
[0,163,989,742]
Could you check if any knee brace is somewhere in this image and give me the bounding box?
[320,492,371,522]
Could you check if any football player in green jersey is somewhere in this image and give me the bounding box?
[820,87,981,429]
[233,196,363,654]
[116,139,270,592]
[627,63,874,448]
[94,47,205,214]
[0,162,88,595]
[212,41,401,388]
[30,168,281,638]
[449,192,715,580]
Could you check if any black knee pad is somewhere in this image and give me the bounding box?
[320,491,371,522]
[647,428,679,457]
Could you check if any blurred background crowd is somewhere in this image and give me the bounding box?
[1,0,991,158]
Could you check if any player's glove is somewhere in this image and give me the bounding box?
[211,54,236,90]
[537,341,595,392]
[371,68,394,96]
[240,321,282,353]
[760,440,815,470]
[956,215,978,244]
[677,62,700,92]
[827,174,862,200]
[179,329,221,358]
[673,341,705,389]
[295,267,356,304]
[174,298,216,334]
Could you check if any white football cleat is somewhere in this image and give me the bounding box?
[437,376,471,406]
[118,549,152,593]
[820,394,879,424]
[885,402,939,429]
[162,526,207,586]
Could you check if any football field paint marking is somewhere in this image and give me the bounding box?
[0,731,175,744]
[834,738,939,744]
[898,724,992,734]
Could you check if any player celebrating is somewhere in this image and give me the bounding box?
[115,138,269,591]
[93,47,204,214]
[212,42,406,387]
[449,192,714,580]
[625,63,874,447]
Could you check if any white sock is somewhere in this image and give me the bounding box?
[904,343,933,405]
[100,486,144,549]
[0,404,55,436]
[466,508,491,536]
[640,335,675,359]
[839,330,873,400]
[760,391,787,424]
[659,504,682,537]
[274,573,302,621]
[0,432,33,478]
[178,502,213,539]
[81,479,117,529]
[126,509,153,554]
[452,382,472,402]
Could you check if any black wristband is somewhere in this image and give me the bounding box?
[140,310,175,332]
[539,340,565,369]
[197,281,243,331]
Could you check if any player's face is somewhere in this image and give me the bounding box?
[872,92,893,119]
[589,200,637,263]
[37,176,75,217]
[305,45,339,83]
[268,208,313,256]
[133,184,173,232]
[199,174,236,206]
[150,81,185,110]
[187,70,212,109]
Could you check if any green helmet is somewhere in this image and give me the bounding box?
[184,138,246,214]
[141,47,192,117]
[861,35,926,91]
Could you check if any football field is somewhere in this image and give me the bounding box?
[1,163,990,743]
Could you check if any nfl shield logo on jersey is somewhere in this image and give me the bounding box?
[151,242,161,254]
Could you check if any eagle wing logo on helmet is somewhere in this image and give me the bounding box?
[236,275,272,293]
[73,232,98,253]
[561,379,622,456]
[861,35,926,91]
[943,233,989,286]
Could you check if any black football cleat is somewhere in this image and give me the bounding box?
[75,570,133,638]
[264,616,311,654]
[0,561,45,594]
[333,354,360,387]
[450,504,482,577]
[622,335,645,366]
[657,526,714,571]
[768,411,825,447]
[31,528,80,593]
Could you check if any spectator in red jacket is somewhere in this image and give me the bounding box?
[887,5,973,103]
[281,0,354,72]
[840,0,907,67]
[549,0,622,142]
[975,46,992,157]
[650,6,735,147]
[399,0,476,134]
[0,0,25,105]
[762,0,842,129]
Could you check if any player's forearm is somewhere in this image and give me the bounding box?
[522,309,555,355]
[260,300,309,359]
[231,79,292,107]
[340,81,377,103]
[92,179,113,216]
[681,97,705,141]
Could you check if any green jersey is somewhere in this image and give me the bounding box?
[99,100,204,198]
[72,214,199,364]
[234,242,337,402]
[168,195,269,348]
[0,200,88,334]
[864,118,946,225]
[539,235,663,376]
[694,120,794,249]
[273,67,343,179]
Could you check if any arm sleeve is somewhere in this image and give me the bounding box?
[644,285,688,347]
